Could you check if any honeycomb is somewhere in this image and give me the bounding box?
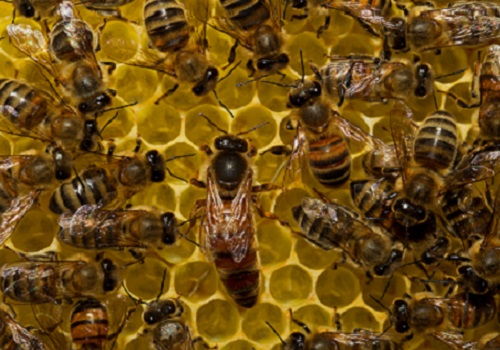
[0,0,498,349]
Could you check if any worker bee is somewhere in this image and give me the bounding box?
[49,141,169,214]
[213,0,290,76]
[389,292,497,337]
[0,309,48,350]
[292,196,403,277]
[385,2,500,53]
[0,258,119,304]
[70,297,133,350]
[189,115,280,308]
[312,56,434,106]
[7,1,116,116]
[57,204,179,250]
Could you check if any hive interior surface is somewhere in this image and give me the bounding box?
[0,0,498,349]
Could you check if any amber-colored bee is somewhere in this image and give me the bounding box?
[49,142,168,214]
[390,292,497,337]
[292,196,403,277]
[8,2,116,115]
[58,204,179,250]
[0,309,47,350]
[189,115,279,308]
[70,298,132,350]
[213,0,289,75]
[385,2,500,53]
[0,258,119,304]
[313,56,434,106]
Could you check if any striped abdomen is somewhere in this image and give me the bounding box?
[219,0,270,31]
[308,134,351,187]
[442,185,492,241]
[479,45,500,138]
[50,19,95,62]
[0,264,60,303]
[350,179,397,226]
[448,293,496,329]
[214,247,259,308]
[49,167,118,214]
[414,111,458,170]
[144,0,190,52]
[0,79,48,129]
[71,298,109,347]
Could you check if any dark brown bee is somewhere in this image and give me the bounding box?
[0,78,87,151]
[8,2,116,115]
[57,204,178,250]
[292,196,403,277]
[49,143,168,214]
[0,258,119,304]
[0,309,47,350]
[385,2,500,53]
[70,298,132,350]
[313,56,434,106]
[189,115,279,308]
[391,292,497,336]
[214,0,290,75]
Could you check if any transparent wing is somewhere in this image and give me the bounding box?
[442,166,495,194]
[7,313,48,350]
[0,190,40,247]
[390,101,415,183]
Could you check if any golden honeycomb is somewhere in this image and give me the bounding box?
[0,0,498,349]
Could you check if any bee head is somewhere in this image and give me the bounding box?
[257,53,290,72]
[80,119,100,152]
[393,299,411,333]
[146,150,166,182]
[192,67,219,96]
[289,80,321,108]
[214,135,248,153]
[144,299,183,325]
[387,17,407,51]
[292,0,307,9]
[78,90,115,114]
[284,332,306,350]
[160,212,177,245]
[17,0,35,17]
[51,147,72,180]
[374,249,403,276]
[101,258,118,292]
[414,63,432,98]
[392,198,427,227]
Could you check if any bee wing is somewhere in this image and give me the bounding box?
[430,331,471,350]
[202,168,225,260]
[265,0,283,30]
[390,101,415,183]
[209,5,253,50]
[331,113,386,151]
[442,166,495,194]
[185,0,210,51]
[31,302,63,338]
[0,190,40,247]
[7,24,58,79]
[111,47,176,76]
[6,314,48,350]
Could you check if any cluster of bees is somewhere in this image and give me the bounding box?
[0,0,499,349]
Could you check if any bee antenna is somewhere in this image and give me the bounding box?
[265,321,286,345]
[300,49,305,83]
[236,74,272,87]
[156,268,167,301]
[212,89,234,118]
[178,215,202,227]
[261,81,297,88]
[121,281,148,306]
[100,101,138,114]
[178,230,200,247]
[283,0,290,19]
[100,112,119,135]
[289,309,311,334]
[434,68,467,80]
[218,61,242,84]
[432,88,438,110]
[198,113,228,134]
[236,121,270,137]
[369,294,393,317]
[164,153,196,183]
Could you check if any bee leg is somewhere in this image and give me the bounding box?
[259,145,292,157]
[365,271,373,284]
[192,336,216,349]
[101,61,117,75]
[247,59,256,77]
[190,179,207,188]
[154,84,179,105]
[316,16,330,38]
[353,17,380,38]
[223,40,239,70]
[252,196,289,227]
[439,90,481,109]
[394,1,409,16]
[107,306,136,347]
[251,183,279,193]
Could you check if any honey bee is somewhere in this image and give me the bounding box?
[49,142,170,214]
[213,0,290,76]
[7,1,116,116]
[292,196,403,277]
[313,56,434,106]
[0,257,119,304]
[57,204,179,250]
[385,2,500,53]
[389,292,497,336]
[0,309,47,350]
[70,298,133,350]
[189,115,281,308]
[361,143,401,179]
[0,78,86,151]
[11,0,59,19]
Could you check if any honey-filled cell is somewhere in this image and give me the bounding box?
[295,237,341,270]
[128,182,176,213]
[114,65,159,104]
[10,206,57,252]
[339,306,382,333]
[196,299,240,341]
[216,67,257,110]
[163,142,202,185]
[232,105,278,150]
[316,267,360,308]
[98,21,139,62]
[222,340,257,350]
[136,103,182,146]
[241,303,285,343]
[185,105,229,146]
[124,258,170,301]
[292,304,332,330]
[256,220,292,266]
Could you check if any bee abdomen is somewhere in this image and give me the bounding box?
[50,20,94,62]
[451,293,496,329]
[71,298,109,345]
[220,0,270,31]
[50,168,117,214]
[309,135,351,187]
[0,79,48,129]
[144,0,190,52]
[414,112,458,169]
[214,248,259,308]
